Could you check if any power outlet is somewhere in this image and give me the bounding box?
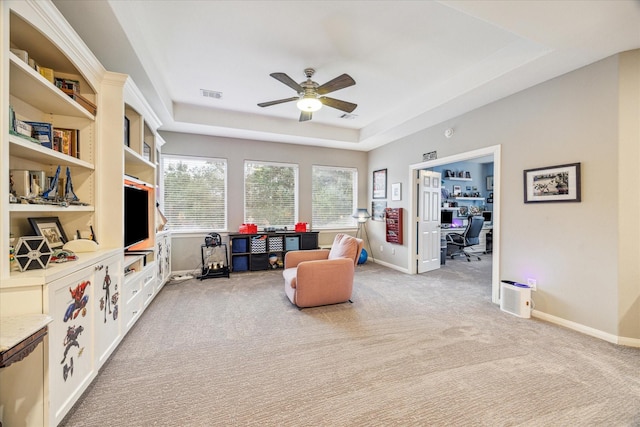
[380,245,384,252]
[527,278,537,291]
[392,248,395,255]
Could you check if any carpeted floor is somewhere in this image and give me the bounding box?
[61,258,640,426]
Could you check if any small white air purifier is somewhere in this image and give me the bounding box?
[500,281,531,318]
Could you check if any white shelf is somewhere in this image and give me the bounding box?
[9,204,94,212]
[444,177,472,181]
[452,197,485,201]
[9,54,95,120]
[9,134,94,169]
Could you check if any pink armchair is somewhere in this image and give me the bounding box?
[282,233,364,308]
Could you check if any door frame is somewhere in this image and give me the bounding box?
[408,145,501,304]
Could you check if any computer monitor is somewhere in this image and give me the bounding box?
[482,211,492,223]
[441,210,453,225]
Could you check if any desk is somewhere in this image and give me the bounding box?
[441,225,493,254]
[0,314,52,368]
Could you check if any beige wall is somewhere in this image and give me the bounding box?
[160,132,368,274]
[368,51,639,340]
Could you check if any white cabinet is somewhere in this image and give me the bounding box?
[93,256,123,367]
[45,252,121,427]
[156,231,172,290]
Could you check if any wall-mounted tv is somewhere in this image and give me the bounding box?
[124,184,149,249]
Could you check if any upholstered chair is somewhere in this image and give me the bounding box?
[282,233,364,308]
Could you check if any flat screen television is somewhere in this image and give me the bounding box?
[441,210,453,225]
[124,184,149,249]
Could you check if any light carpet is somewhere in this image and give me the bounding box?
[61,258,640,426]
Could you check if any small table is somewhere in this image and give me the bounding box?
[199,243,230,279]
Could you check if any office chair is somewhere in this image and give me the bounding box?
[446,215,485,261]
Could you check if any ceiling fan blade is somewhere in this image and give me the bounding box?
[316,74,355,95]
[270,73,304,93]
[257,97,299,108]
[320,96,357,113]
[299,111,312,122]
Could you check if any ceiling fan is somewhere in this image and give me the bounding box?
[258,68,357,122]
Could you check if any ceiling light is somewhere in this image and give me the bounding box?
[297,96,322,112]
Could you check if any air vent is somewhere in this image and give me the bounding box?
[200,89,223,99]
[339,113,358,120]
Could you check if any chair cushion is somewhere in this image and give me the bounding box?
[328,234,359,261]
[282,267,297,288]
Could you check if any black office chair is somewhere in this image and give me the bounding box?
[446,215,485,261]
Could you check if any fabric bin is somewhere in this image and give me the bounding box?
[232,237,248,253]
[285,236,300,251]
[232,255,249,272]
[251,236,267,253]
[268,236,283,251]
[250,253,269,270]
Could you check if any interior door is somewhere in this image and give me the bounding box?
[417,170,441,273]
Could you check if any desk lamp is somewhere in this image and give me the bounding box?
[353,208,373,261]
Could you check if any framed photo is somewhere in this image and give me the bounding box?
[391,182,402,201]
[373,169,387,199]
[486,175,494,191]
[453,185,462,196]
[124,116,130,147]
[524,162,581,203]
[143,143,151,161]
[372,201,387,221]
[29,217,68,249]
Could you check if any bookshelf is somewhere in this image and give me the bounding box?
[0,2,169,426]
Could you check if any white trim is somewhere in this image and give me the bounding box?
[408,145,501,304]
[533,310,640,348]
[372,258,410,274]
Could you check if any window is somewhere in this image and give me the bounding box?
[163,155,227,231]
[312,165,357,229]
[244,161,298,228]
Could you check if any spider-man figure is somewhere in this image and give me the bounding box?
[63,280,91,322]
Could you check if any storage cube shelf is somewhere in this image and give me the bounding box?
[229,232,318,272]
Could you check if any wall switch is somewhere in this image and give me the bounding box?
[380,245,384,252]
[527,278,537,291]
[392,248,395,255]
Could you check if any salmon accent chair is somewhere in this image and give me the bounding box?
[282,233,364,308]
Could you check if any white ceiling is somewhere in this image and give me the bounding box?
[53,0,640,151]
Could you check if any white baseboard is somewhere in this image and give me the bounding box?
[370,259,410,274]
[532,310,640,348]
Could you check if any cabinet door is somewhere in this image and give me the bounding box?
[93,255,123,367]
[47,266,96,427]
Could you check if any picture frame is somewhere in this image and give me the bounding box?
[391,182,402,201]
[524,162,581,203]
[143,143,151,161]
[453,185,461,196]
[372,201,387,221]
[486,175,494,191]
[29,217,68,249]
[124,116,130,147]
[373,169,387,199]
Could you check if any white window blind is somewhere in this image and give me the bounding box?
[163,155,227,231]
[312,165,357,229]
[244,161,298,228]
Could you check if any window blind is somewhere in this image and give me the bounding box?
[312,165,357,229]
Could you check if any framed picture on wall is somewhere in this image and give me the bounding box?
[391,182,402,201]
[524,162,581,203]
[486,175,494,190]
[373,169,387,199]
[372,201,387,221]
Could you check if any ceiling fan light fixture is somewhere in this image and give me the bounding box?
[297,96,322,112]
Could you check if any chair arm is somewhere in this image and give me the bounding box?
[446,233,463,244]
[284,249,330,269]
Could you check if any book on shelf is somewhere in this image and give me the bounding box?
[54,77,80,92]
[38,67,54,84]
[60,88,97,115]
[24,121,53,149]
[53,128,79,158]
[10,48,29,64]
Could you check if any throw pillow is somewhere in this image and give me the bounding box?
[328,234,358,261]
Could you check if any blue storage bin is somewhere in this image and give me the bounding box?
[285,236,300,251]
[232,238,248,253]
[232,255,249,272]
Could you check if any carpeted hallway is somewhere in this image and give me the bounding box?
[61,258,640,426]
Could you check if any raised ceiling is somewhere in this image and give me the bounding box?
[53,0,640,151]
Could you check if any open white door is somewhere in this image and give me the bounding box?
[417,170,442,273]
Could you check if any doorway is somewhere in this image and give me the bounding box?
[408,145,501,304]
